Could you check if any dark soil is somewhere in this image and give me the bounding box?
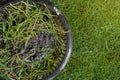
[20,32,57,62]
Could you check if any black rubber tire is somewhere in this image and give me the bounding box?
[0,0,72,80]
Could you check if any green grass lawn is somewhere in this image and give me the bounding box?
[51,0,120,80]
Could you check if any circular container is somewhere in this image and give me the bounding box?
[0,0,72,80]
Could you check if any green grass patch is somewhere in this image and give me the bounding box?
[51,0,120,80]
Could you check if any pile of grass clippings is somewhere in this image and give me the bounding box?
[0,1,67,80]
